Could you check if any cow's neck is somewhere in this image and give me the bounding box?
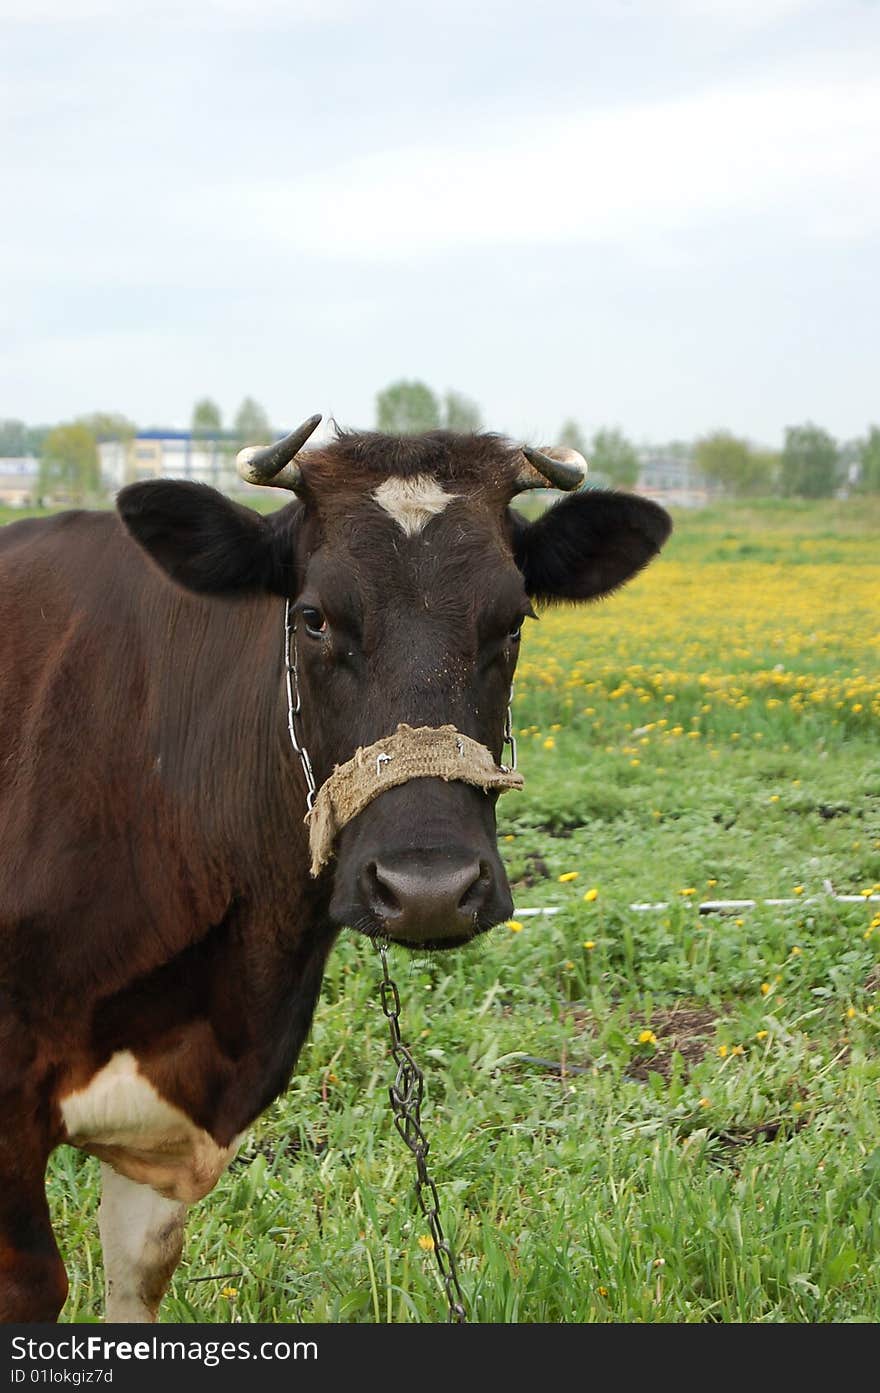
[150,589,313,892]
[111,587,340,1133]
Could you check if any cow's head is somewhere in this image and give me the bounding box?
[118,418,670,951]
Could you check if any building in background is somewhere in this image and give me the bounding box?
[99,431,243,494]
[635,447,718,508]
[0,457,39,507]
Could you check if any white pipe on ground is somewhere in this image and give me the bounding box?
[513,880,880,917]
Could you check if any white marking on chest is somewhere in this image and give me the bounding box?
[60,1051,239,1203]
[372,474,457,536]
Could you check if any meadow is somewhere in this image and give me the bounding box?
[9,496,880,1322]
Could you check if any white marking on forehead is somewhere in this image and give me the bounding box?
[372,474,457,536]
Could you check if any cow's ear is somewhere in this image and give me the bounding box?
[510,490,672,602]
[117,481,296,597]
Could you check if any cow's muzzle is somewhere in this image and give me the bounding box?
[360,847,503,949]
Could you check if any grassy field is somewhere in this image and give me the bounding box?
[8,495,880,1322]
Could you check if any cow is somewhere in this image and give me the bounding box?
[0,419,671,1322]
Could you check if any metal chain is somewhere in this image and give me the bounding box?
[501,682,517,773]
[284,598,317,810]
[283,599,475,1323]
[378,944,468,1323]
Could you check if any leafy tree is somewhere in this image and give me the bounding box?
[78,412,136,442]
[694,431,776,496]
[749,449,781,495]
[557,419,588,456]
[443,390,482,433]
[781,423,840,498]
[39,423,100,504]
[0,419,28,456]
[26,425,52,456]
[191,398,223,438]
[233,397,273,447]
[855,426,880,492]
[590,427,639,489]
[376,380,440,434]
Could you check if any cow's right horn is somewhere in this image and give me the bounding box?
[515,445,587,493]
[236,414,322,493]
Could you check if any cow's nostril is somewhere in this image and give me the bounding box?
[458,860,491,915]
[362,860,403,918]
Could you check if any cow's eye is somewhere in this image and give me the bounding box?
[509,624,522,643]
[301,607,327,638]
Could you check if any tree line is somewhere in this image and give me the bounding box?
[2,381,878,503]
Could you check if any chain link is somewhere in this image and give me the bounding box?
[378,944,468,1323]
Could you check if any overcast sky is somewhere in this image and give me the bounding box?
[2,0,878,447]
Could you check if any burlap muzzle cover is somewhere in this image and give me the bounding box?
[307,724,523,876]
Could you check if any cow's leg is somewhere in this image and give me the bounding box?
[98,1164,187,1322]
[0,1175,68,1322]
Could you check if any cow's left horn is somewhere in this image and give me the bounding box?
[236,414,322,493]
[515,445,587,493]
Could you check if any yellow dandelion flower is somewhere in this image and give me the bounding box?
[418,1235,435,1252]
[506,919,523,932]
[221,1287,238,1299]
[559,871,579,883]
[760,982,771,995]
[699,1097,711,1108]
[756,1030,768,1040]
[583,940,596,950]
[679,887,696,897]
[543,737,555,750]
[583,887,599,902]
[638,1029,657,1045]
[846,1006,856,1019]
[731,1044,744,1056]
[718,1044,728,1058]
[793,886,804,895]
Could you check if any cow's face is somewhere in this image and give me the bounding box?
[118,429,671,951]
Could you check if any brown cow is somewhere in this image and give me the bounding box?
[0,420,670,1321]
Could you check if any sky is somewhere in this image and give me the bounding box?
[2,0,878,448]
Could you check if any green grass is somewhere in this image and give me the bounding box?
[8,496,879,1322]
